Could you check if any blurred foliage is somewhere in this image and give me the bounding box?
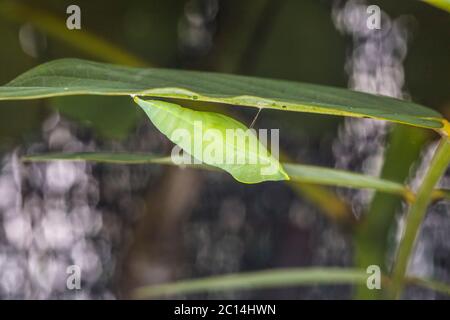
[0,0,448,146]
[51,96,141,140]
[423,0,450,13]
[0,100,47,150]
[0,0,448,300]
[355,124,430,299]
[373,0,450,110]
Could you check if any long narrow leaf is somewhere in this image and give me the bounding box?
[0,2,148,67]
[422,0,450,12]
[432,189,450,202]
[0,59,447,133]
[389,138,450,298]
[406,277,450,296]
[132,268,370,298]
[284,163,407,197]
[22,152,409,197]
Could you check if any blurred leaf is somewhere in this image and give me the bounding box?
[288,180,353,225]
[284,163,408,197]
[132,267,450,298]
[23,152,174,164]
[51,96,139,140]
[23,152,411,197]
[0,59,447,133]
[389,138,450,298]
[354,125,429,299]
[422,0,450,12]
[252,0,346,85]
[0,1,148,66]
[132,268,371,298]
[432,188,450,202]
[0,101,46,149]
[406,276,450,296]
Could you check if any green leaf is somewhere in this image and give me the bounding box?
[354,125,429,299]
[23,152,175,165]
[433,189,450,202]
[389,138,450,298]
[51,96,140,140]
[22,152,409,197]
[406,277,450,296]
[284,163,408,198]
[132,268,371,298]
[135,98,288,184]
[0,100,46,149]
[132,268,450,299]
[0,59,447,133]
[422,0,450,13]
[0,1,148,67]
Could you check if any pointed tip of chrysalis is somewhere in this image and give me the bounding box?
[276,165,290,182]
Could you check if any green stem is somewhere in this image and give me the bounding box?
[354,125,429,299]
[389,137,450,299]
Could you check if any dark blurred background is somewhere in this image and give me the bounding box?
[0,0,448,299]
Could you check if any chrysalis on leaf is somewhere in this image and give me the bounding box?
[134,97,289,184]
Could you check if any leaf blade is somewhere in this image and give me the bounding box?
[423,0,450,13]
[22,152,409,197]
[0,58,445,131]
[132,268,370,298]
[406,276,450,296]
[284,163,407,196]
[432,189,450,202]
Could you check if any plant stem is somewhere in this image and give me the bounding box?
[354,125,429,299]
[389,137,450,299]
